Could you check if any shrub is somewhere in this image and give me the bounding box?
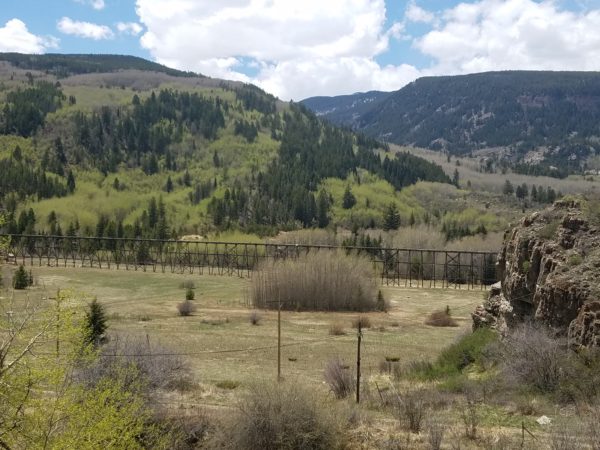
[460,397,479,440]
[410,328,497,380]
[12,265,30,289]
[329,323,346,336]
[427,421,445,450]
[249,310,261,325]
[251,251,377,311]
[185,288,195,301]
[177,300,197,317]
[215,382,343,450]
[391,390,427,433]
[351,316,372,329]
[500,324,567,393]
[425,307,459,327]
[324,358,355,399]
[75,335,190,393]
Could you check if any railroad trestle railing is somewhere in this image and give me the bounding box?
[1,235,498,289]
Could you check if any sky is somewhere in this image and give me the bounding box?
[1,0,600,100]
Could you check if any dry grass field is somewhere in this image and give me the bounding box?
[8,266,481,388]
[3,265,590,448]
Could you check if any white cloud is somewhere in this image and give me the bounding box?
[405,1,436,24]
[416,0,600,74]
[74,0,106,10]
[135,0,413,99]
[0,19,59,53]
[57,17,114,40]
[117,22,143,36]
[134,0,600,99]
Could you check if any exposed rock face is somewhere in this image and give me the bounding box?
[473,198,600,348]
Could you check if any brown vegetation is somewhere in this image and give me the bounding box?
[251,251,377,311]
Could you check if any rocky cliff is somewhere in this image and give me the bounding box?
[473,198,600,347]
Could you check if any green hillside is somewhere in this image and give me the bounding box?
[303,71,600,177]
[0,53,456,241]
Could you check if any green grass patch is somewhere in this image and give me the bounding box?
[409,328,498,381]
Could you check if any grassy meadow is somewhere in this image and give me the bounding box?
[2,263,586,448]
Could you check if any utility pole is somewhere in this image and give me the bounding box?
[277,294,281,382]
[356,319,362,404]
[54,289,60,358]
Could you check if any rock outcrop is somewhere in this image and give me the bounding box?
[473,198,600,347]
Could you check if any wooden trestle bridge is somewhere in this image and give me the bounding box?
[1,234,498,290]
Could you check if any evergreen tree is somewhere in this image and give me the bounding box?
[342,185,357,209]
[383,203,401,231]
[66,170,76,193]
[452,168,460,187]
[316,190,330,228]
[164,176,173,193]
[84,298,108,347]
[502,180,514,196]
[13,265,30,290]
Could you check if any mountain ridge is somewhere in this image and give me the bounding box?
[302,70,600,177]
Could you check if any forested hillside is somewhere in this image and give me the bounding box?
[0,52,196,78]
[303,71,600,177]
[0,53,451,240]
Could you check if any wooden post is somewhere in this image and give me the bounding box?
[277,294,282,382]
[356,320,362,403]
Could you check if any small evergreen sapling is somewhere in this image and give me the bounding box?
[12,265,30,290]
[84,298,108,347]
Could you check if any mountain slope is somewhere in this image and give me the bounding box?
[0,53,451,239]
[0,53,198,78]
[301,91,390,126]
[302,71,600,176]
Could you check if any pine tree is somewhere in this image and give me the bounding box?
[66,170,76,193]
[84,298,108,347]
[502,179,514,196]
[13,265,30,290]
[164,176,173,193]
[316,190,330,228]
[383,203,401,231]
[342,185,356,209]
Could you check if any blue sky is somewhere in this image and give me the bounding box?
[1,0,600,99]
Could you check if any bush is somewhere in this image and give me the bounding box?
[251,251,377,312]
[215,382,343,449]
[12,265,30,289]
[75,334,191,394]
[409,328,497,380]
[425,307,459,327]
[427,421,445,450]
[249,310,261,325]
[177,300,197,317]
[461,396,479,440]
[500,324,567,393]
[391,390,427,433]
[324,358,355,399]
[185,288,195,301]
[329,323,346,336]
